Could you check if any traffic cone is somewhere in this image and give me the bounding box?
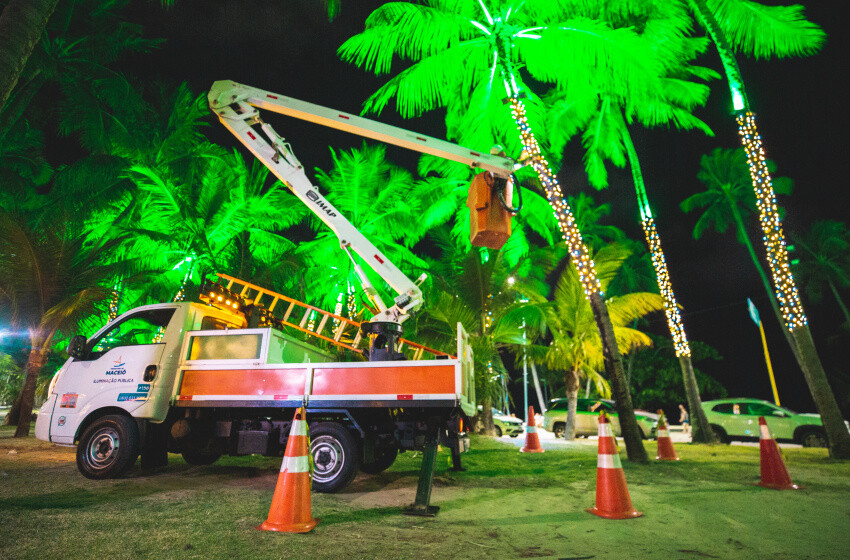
[757,416,800,490]
[520,406,544,453]
[655,415,679,461]
[257,408,319,533]
[587,412,643,519]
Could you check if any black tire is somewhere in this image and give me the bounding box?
[710,425,729,444]
[360,445,398,474]
[494,425,503,437]
[310,422,359,493]
[76,415,140,479]
[799,429,828,448]
[509,433,519,438]
[553,423,565,439]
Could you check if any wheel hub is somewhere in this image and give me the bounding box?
[311,436,344,483]
[87,428,120,469]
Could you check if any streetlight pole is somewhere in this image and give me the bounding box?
[523,318,528,424]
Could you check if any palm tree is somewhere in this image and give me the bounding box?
[0,210,132,437]
[417,233,532,435]
[546,45,720,440]
[684,1,850,458]
[299,143,427,314]
[682,147,796,355]
[339,0,672,462]
[791,220,850,328]
[0,0,59,110]
[538,244,664,440]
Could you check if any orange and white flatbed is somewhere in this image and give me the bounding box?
[172,325,476,416]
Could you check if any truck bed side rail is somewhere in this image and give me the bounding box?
[202,272,453,360]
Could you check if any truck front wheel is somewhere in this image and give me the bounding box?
[76,415,140,479]
[310,422,359,493]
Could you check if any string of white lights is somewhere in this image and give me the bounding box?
[509,97,601,297]
[736,112,807,330]
[641,216,691,357]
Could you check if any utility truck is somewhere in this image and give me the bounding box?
[35,81,518,492]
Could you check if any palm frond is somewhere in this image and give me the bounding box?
[709,0,825,60]
[518,19,664,106]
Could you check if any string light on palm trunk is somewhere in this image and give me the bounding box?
[736,112,807,330]
[108,286,120,321]
[641,216,691,357]
[508,97,600,297]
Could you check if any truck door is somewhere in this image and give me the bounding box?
[47,308,176,444]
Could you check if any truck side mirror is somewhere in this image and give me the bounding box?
[67,335,87,360]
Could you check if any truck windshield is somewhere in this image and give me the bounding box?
[89,308,176,359]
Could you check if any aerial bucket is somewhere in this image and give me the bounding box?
[467,172,513,250]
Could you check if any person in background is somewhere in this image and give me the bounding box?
[678,403,690,435]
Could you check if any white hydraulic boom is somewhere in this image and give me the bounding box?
[208,80,517,326]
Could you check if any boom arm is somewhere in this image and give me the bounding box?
[208,80,517,324]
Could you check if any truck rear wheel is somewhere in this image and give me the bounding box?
[76,415,140,479]
[310,422,359,493]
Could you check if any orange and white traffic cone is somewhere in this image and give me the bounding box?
[520,406,544,453]
[587,412,643,519]
[757,416,800,490]
[257,408,319,533]
[655,415,679,461]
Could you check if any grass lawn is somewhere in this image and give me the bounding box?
[2,425,849,560]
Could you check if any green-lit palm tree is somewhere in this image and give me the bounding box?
[122,148,304,304]
[791,220,850,328]
[340,0,673,462]
[0,210,133,437]
[684,1,850,458]
[418,233,532,434]
[535,244,664,440]
[299,143,427,315]
[543,16,721,441]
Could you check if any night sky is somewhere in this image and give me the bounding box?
[125,1,848,415]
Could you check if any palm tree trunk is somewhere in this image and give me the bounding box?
[622,123,716,444]
[791,326,850,459]
[724,195,802,363]
[827,278,850,327]
[564,370,580,440]
[3,392,21,426]
[0,0,59,110]
[589,291,648,462]
[13,342,47,437]
[479,394,496,436]
[505,96,647,462]
[530,363,546,414]
[688,0,748,111]
[693,0,848,459]
[678,356,715,443]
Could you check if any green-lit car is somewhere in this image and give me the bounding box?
[701,398,836,447]
[492,408,524,438]
[543,398,658,439]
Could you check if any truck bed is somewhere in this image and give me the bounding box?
[175,358,469,410]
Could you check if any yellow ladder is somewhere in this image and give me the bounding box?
[205,272,451,360]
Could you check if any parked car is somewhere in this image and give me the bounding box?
[701,398,838,447]
[492,408,524,438]
[543,398,658,439]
